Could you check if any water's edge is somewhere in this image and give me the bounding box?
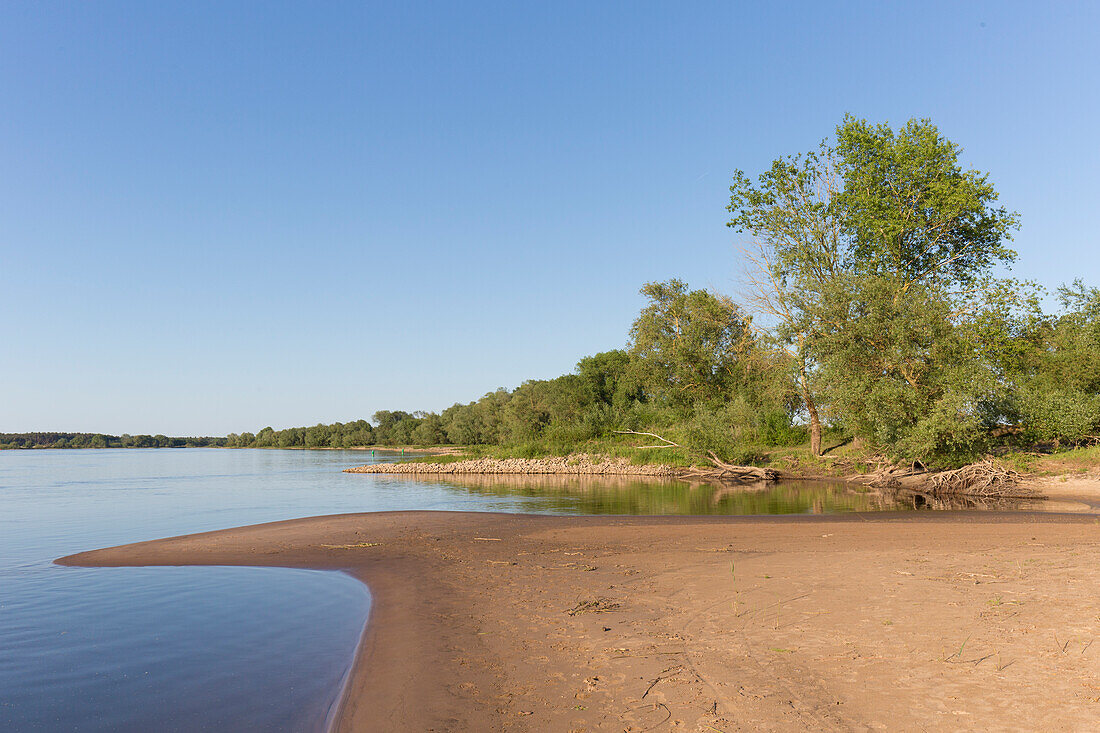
[323,572,371,733]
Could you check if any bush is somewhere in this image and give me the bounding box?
[1018,388,1100,446]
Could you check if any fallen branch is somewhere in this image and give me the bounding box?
[611,430,682,449]
[852,459,924,488]
[678,450,778,482]
[614,430,778,482]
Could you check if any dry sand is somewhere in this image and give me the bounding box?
[59,511,1100,732]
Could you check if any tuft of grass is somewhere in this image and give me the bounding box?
[730,560,745,617]
[405,454,469,465]
[942,634,972,662]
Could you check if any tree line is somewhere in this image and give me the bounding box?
[0,433,227,449]
[11,117,1098,467]
[234,117,1098,467]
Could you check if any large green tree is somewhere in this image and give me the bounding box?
[727,141,842,455]
[730,116,1020,463]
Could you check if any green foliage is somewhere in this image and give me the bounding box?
[1015,388,1100,446]
[728,115,1032,465]
[576,350,645,407]
[979,279,1100,447]
[814,277,994,462]
[834,115,1019,287]
[629,280,760,407]
[727,142,843,298]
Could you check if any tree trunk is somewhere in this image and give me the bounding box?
[807,396,822,457]
[799,364,823,457]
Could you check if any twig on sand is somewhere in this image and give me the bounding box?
[642,665,684,699]
[319,542,382,549]
[647,702,672,731]
[628,702,672,732]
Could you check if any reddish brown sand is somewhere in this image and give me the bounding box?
[59,512,1100,732]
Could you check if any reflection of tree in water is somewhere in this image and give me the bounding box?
[889,489,1044,512]
[413,475,963,516]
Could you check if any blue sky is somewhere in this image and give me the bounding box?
[2,1,1097,435]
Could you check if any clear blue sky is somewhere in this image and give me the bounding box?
[2,1,1097,435]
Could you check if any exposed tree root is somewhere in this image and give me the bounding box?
[851,457,1041,498]
[927,460,1038,498]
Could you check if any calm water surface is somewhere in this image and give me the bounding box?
[0,448,1056,732]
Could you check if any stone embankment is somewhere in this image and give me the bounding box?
[343,454,677,476]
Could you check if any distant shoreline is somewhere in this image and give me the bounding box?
[0,443,459,453]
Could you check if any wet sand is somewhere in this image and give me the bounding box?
[59,511,1100,731]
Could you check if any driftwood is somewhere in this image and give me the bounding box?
[613,431,778,482]
[677,450,778,482]
[849,459,925,488]
[679,467,777,482]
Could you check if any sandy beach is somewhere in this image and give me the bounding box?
[59,511,1100,732]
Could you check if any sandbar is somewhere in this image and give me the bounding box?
[59,511,1100,731]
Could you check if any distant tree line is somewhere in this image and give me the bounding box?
[0,433,227,449]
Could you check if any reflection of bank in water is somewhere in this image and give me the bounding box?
[889,488,1061,512]
[404,474,1095,515]
[411,475,925,515]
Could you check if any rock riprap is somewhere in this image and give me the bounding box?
[343,454,675,476]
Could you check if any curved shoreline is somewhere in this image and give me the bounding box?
[322,592,370,733]
[58,511,1100,731]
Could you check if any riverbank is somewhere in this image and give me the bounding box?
[350,451,1100,498]
[59,511,1100,731]
[345,454,677,476]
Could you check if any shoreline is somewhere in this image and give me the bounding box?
[58,510,1100,731]
[348,454,1100,497]
[344,454,677,476]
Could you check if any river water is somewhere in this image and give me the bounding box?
[0,448,1058,731]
